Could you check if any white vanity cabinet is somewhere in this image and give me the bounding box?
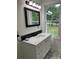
[22,33,51,59]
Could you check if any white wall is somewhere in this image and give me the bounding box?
[17,0,42,36]
[40,2,46,32]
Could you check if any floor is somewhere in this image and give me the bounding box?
[44,39,61,59]
[44,50,60,59]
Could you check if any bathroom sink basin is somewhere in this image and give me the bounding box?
[23,33,51,45]
[35,34,46,38]
[24,34,46,44]
[24,33,50,41]
[37,35,45,37]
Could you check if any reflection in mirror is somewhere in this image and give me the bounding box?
[27,10,39,25]
[24,7,40,27]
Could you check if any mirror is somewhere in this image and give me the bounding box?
[24,7,40,27]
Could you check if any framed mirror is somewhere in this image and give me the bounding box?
[24,7,40,27]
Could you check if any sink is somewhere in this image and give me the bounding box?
[38,34,45,37]
[35,34,46,38]
[24,33,50,42]
[23,33,51,46]
[24,37,36,41]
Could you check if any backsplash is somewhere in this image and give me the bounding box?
[21,30,42,41]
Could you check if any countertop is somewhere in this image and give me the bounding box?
[23,33,51,46]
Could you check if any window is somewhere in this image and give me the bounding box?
[46,4,60,38]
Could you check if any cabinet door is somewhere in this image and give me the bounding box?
[36,37,51,59]
[23,43,36,59]
[36,40,45,59]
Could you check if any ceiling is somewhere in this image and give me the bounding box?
[32,0,61,5]
[42,0,61,5]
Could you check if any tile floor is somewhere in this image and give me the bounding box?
[44,39,61,59]
[44,50,60,59]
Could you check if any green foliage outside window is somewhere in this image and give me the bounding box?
[47,5,60,23]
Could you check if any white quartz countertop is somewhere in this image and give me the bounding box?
[23,33,51,46]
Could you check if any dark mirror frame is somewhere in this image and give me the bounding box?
[24,7,40,27]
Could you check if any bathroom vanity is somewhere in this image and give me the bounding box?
[22,33,51,59]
